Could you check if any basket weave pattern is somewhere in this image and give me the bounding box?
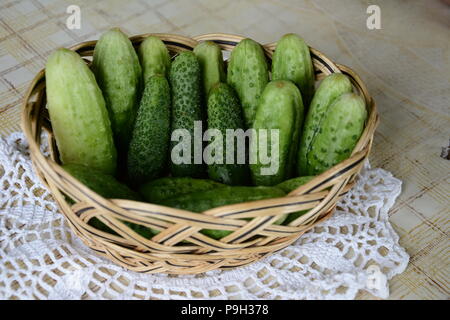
[21,33,378,274]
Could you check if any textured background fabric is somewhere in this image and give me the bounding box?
[0,0,448,299]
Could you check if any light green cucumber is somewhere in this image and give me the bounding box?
[139,36,171,83]
[193,41,226,98]
[272,33,315,108]
[127,74,171,185]
[250,80,304,186]
[45,48,117,175]
[139,177,225,204]
[161,186,286,239]
[169,51,205,177]
[306,93,367,175]
[206,83,250,185]
[298,73,353,175]
[227,38,269,128]
[92,28,142,154]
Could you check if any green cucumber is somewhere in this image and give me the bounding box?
[139,177,225,204]
[306,93,367,175]
[139,36,171,83]
[193,41,226,98]
[272,33,315,107]
[227,38,269,128]
[276,176,315,193]
[161,186,286,239]
[250,80,304,186]
[169,51,205,177]
[63,164,141,201]
[298,73,353,175]
[45,48,117,175]
[62,164,155,239]
[127,74,171,185]
[92,28,142,154]
[206,83,250,185]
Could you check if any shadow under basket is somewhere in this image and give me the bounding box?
[21,33,379,274]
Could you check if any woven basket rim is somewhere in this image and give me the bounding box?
[20,32,379,274]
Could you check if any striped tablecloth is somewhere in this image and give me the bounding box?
[0,0,448,299]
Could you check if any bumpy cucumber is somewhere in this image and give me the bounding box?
[45,48,117,175]
[297,73,353,175]
[276,176,315,193]
[139,177,225,204]
[63,164,154,239]
[139,36,171,83]
[92,28,142,154]
[127,74,171,184]
[227,38,269,128]
[306,93,367,175]
[250,80,304,186]
[193,41,226,98]
[206,83,250,185]
[161,186,286,239]
[272,33,315,107]
[169,51,205,177]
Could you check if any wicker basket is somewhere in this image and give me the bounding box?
[21,33,379,274]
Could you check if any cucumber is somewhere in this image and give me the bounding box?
[276,176,315,193]
[250,80,304,186]
[306,93,367,175]
[227,38,269,128]
[92,28,142,154]
[297,73,353,175]
[139,177,225,204]
[127,74,171,185]
[276,175,315,224]
[272,33,315,108]
[139,36,171,83]
[193,41,226,98]
[63,164,141,201]
[161,186,286,239]
[62,164,155,239]
[206,83,250,185]
[45,48,117,175]
[169,51,205,177]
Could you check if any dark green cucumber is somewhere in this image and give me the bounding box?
[298,73,352,175]
[127,74,171,185]
[139,177,225,204]
[206,83,250,185]
[63,163,141,200]
[276,175,315,224]
[45,48,117,175]
[62,164,155,239]
[139,36,171,83]
[193,41,226,98]
[250,80,304,186]
[169,51,205,177]
[227,38,269,128]
[306,92,367,175]
[92,28,142,154]
[272,33,315,107]
[276,176,315,193]
[161,186,286,239]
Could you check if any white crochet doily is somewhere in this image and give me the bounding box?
[0,132,409,300]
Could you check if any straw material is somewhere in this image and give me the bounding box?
[21,33,379,274]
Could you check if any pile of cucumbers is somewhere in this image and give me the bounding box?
[45,29,367,240]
